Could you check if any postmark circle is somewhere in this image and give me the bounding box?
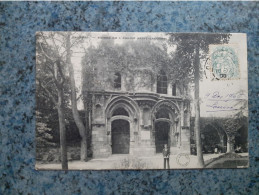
[211,45,239,80]
[176,153,190,167]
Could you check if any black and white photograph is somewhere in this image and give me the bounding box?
[35,32,248,170]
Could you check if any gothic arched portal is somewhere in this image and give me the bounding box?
[152,100,180,154]
[105,96,140,155]
[155,121,170,153]
[111,119,130,154]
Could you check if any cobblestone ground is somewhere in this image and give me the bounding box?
[35,153,245,170]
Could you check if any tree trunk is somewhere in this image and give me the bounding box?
[66,35,88,161]
[194,46,205,168]
[57,89,68,170]
[84,92,91,158]
[80,136,88,160]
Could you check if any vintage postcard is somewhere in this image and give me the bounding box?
[35,32,248,170]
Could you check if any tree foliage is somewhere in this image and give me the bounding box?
[81,38,190,94]
[36,111,56,148]
[36,32,73,169]
[168,33,231,82]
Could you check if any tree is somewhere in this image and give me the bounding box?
[36,32,68,169]
[65,33,88,161]
[168,33,231,167]
[222,118,241,153]
[37,32,90,163]
[81,38,188,94]
[36,111,56,149]
[221,92,248,153]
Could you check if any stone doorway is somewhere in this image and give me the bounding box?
[111,119,130,154]
[155,121,170,153]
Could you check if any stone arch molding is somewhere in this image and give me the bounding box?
[105,96,140,153]
[151,100,180,120]
[105,96,140,121]
[151,100,181,150]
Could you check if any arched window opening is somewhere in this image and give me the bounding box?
[172,83,177,96]
[114,72,121,89]
[156,108,170,119]
[112,107,129,117]
[157,70,167,94]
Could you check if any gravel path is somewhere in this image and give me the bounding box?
[35,153,231,170]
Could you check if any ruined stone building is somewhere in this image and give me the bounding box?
[81,66,191,158]
[81,41,191,158]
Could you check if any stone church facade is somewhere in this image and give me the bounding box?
[82,67,191,158]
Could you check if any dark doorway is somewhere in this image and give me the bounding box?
[112,107,129,117]
[155,121,170,153]
[202,125,227,153]
[111,119,130,154]
[202,129,220,153]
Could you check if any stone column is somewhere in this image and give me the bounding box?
[180,101,184,147]
[92,123,110,158]
[129,121,134,155]
[168,82,172,95]
[227,135,235,153]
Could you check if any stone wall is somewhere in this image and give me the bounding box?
[88,92,191,158]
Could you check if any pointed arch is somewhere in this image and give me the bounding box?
[151,100,180,119]
[105,96,140,120]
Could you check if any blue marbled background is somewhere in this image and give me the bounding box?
[0,1,258,194]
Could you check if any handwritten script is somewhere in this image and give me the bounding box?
[204,91,246,113]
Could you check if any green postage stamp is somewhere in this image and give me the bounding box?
[210,45,240,80]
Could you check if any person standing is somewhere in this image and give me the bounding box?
[162,144,170,169]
